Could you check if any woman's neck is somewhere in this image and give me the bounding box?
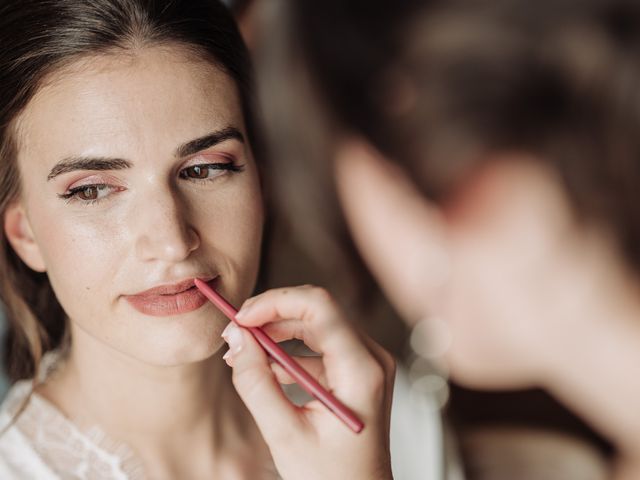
[38,328,272,479]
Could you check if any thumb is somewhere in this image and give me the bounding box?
[222,322,303,443]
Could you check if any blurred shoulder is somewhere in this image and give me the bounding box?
[461,426,609,480]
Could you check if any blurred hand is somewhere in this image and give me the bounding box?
[221,285,395,480]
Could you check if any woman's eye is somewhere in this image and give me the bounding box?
[179,163,244,181]
[77,185,107,200]
[58,184,116,204]
[183,165,212,179]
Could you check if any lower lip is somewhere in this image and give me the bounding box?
[125,279,217,317]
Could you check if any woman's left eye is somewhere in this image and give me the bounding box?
[179,163,244,181]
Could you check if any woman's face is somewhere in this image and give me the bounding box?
[7,46,264,366]
[335,141,573,389]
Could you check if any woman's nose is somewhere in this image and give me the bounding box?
[132,188,200,263]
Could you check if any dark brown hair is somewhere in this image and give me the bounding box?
[0,0,256,382]
[258,0,640,279]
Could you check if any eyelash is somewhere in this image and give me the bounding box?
[178,162,245,182]
[57,162,245,206]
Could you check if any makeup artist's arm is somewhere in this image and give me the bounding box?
[221,285,395,480]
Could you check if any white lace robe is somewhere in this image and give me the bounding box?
[0,367,457,479]
[0,380,144,479]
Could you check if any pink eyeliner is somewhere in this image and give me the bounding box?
[194,278,364,434]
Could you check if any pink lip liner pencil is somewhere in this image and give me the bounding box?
[194,278,364,434]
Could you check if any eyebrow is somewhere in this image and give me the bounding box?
[176,126,245,158]
[47,157,131,181]
[47,126,245,181]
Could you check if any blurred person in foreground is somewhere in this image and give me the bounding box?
[244,0,640,478]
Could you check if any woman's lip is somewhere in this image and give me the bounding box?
[125,277,218,317]
[132,277,214,297]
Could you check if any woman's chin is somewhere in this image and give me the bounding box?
[138,335,227,367]
[124,310,230,367]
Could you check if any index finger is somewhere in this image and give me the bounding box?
[235,286,379,396]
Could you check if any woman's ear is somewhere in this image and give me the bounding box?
[3,201,46,272]
[443,154,572,236]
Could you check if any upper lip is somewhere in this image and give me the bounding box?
[128,276,216,297]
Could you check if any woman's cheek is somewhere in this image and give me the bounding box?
[40,214,122,303]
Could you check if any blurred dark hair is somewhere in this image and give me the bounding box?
[253,0,429,352]
[0,0,256,382]
[258,0,640,280]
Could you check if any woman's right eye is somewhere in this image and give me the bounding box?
[58,184,117,204]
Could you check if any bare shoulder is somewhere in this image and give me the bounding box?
[460,426,609,480]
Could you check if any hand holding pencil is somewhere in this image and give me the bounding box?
[197,282,396,480]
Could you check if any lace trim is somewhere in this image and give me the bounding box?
[1,351,281,479]
[2,378,146,479]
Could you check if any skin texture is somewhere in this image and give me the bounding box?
[4,46,269,478]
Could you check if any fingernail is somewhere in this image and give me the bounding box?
[221,323,243,353]
[222,349,233,366]
[221,322,233,339]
